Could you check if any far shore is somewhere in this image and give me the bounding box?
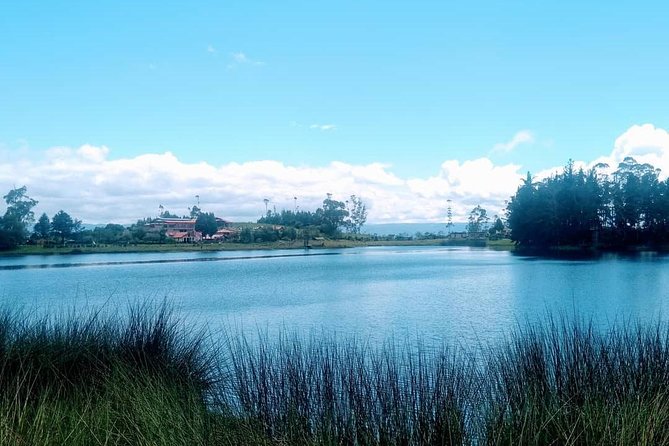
[0,238,517,257]
[5,238,669,258]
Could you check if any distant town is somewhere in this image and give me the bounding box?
[0,188,510,252]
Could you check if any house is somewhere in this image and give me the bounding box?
[210,228,238,241]
[147,217,232,243]
[448,232,469,240]
[448,231,487,240]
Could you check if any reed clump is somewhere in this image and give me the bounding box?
[484,316,669,445]
[222,318,669,445]
[221,333,474,445]
[0,303,220,445]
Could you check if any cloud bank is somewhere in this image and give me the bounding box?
[0,147,520,224]
[1,124,668,225]
[536,124,669,180]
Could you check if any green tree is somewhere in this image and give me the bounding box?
[132,226,146,241]
[51,210,79,244]
[160,210,179,218]
[0,215,24,250]
[3,186,38,226]
[489,216,505,237]
[0,186,39,250]
[318,194,349,237]
[282,226,297,241]
[93,223,127,244]
[195,212,218,238]
[505,158,669,248]
[506,172,539,246]
[239,227,253,243]
[190,205,202,218]
[346,195,368,234]
[467,205,489,234]
[33,213,51,239]
[609,157,661,243]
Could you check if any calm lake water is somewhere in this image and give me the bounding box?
[1,246,669,346]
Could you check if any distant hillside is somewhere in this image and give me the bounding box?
[363,223,466,236]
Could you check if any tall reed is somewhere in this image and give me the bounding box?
[3,301,669,445]
[221,331,475,445]
[483,316,669,445]
[0,302,221,445]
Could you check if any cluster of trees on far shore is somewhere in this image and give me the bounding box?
[0,186,52,250]
[258,194,368,237]
[0,187,370,250]
[0,186,161,250]
[507,157,669,249]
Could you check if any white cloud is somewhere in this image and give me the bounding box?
[491,130,535,153]
[227,52,264,68]
[0,146,525,224]
[535,124,669,181]
[207,44,216,54]
[310,124,336,131]
[609,124,669,173]
[406,158,522,219]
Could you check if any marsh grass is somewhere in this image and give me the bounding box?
[2,303,669,445]
[0,302,221,445]
[222,332,474,445]
[484,316,669,445]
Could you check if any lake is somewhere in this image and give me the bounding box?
[1,246,669,346]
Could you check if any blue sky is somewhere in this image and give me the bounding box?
[2,1,669,223]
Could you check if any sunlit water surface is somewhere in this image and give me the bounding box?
[2,246,669,346]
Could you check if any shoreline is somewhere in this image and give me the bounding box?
[0,238,517,257]
[5,239,669,258]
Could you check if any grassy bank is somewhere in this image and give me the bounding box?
[3,304,667,444]
[1,238,515,257]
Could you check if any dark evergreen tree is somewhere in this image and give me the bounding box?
[506,158,669,249]
[51,210,80,245]
[33,213,51,240]
[195,212,218,238]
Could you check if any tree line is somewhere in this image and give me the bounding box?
[257,194,368,237]
[0,186,56,250]
[0,186,168,250]
[507,157,669,249]
[0,188,370,250]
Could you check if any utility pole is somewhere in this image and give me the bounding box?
[446,199,453,233]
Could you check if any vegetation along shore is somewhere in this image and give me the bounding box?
[2,302,669,445]
[0,236,515,257]
[0,185,513,256]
